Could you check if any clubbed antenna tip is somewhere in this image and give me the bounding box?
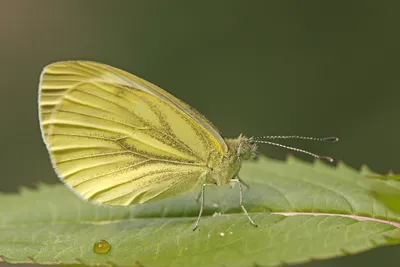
[320,156,334,162]
[323,137,339,142]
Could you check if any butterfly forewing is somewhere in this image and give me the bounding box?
[39,61,226,205]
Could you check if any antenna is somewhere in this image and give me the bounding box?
[254,135,339,142]
[254,139,335,162]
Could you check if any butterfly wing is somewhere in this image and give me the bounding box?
[39,61,226,205]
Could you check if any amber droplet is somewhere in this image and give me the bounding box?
[93,239,111,254]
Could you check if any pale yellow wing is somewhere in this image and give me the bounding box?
[38,61,226,205]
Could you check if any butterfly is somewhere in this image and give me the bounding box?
[38,61,337,230]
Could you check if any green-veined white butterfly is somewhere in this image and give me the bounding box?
[38,61,337,230]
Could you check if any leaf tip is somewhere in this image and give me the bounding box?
[360,163,376,176]
[336,160,344,168]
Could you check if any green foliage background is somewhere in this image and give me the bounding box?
[0,1,399,266]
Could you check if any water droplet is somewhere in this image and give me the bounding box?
[93,239,111,254]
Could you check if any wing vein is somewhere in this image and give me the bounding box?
[128,172,190,205]
[66,159,153,180]
[57,94,122,117]
[45,121,128,136]
[56,109,146,131]
[55,151,134,164]
[72,88,139,117]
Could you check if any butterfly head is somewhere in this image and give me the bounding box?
[225,134,258,161]
[237,135,258,160]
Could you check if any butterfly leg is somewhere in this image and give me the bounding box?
[237,176,250,189]
[231,177,258,227]
[193,183,213,231]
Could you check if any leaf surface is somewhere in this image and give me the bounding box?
[1,156,400,267]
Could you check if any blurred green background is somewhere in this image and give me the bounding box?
[0,1,398,266]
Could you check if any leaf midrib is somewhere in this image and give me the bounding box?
[2,211,400,229]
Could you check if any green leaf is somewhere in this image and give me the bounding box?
[368,174,400,214]
[1,156,400,267]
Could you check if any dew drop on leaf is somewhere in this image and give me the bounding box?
[93,239,111,254]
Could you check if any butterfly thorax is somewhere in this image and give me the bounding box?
[206,135,257,186]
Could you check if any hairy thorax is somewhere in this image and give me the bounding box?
[205,135,257,186]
